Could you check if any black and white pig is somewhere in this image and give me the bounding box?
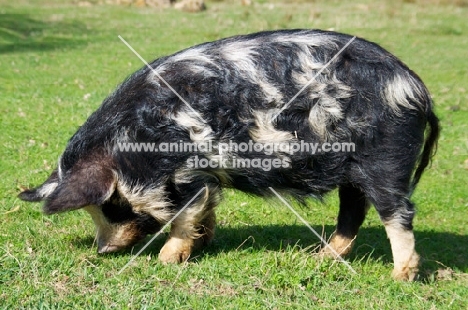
[19,29,439,281]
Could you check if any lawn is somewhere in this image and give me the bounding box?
[1,0,468,308]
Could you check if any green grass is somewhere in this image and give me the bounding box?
[1,0,468,308]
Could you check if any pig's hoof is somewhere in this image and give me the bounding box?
[319,234,355,258]
[391,252,419,281]
[159,238,193,264]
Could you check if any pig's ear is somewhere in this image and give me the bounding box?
[18,170,59,202]
[43,166,116,215]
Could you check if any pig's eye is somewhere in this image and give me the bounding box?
[101,191,137,223]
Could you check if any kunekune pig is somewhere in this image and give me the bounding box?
[19,29,439,281]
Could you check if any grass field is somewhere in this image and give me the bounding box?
[1,0,468,308]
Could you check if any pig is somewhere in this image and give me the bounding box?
[19,29,439,280]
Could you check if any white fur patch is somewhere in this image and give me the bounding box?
[280,40,353,140]
[118,183,174,223]
[173,167,195,185]
[271,32,335,47]
[187,64,217,78]
[169,46,212,64]
[308,96,344,140]
[384,73,426,113]
[171,185,220,240]
[171,110,236,176]
[219,40,283,105]
[57,158,63,181]
[248,109,294,167]
[250,110,295,146]
[148,46,216,83]
[171,110,214,144]
[37,182,58,198]
[174,165,232,186]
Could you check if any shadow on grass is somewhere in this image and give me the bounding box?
[210,225,468,278]
[72,224,468,279]
[0,14,88,54]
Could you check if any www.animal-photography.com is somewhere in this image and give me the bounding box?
[2,0,467,308]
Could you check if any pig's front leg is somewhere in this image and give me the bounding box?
[159,186,218,263]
